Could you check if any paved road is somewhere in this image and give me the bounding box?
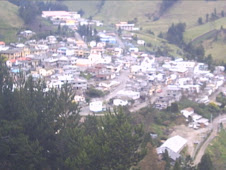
[74,32,88,48]
[115,35,125,49]
[104,69,130,101]
[209,86,226,102]
[193,114,226,165]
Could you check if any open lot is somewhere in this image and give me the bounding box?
[169,124,209,157]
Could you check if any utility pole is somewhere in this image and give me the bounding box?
[211,113,213,130]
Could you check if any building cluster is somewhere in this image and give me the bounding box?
[42,11,103,29]
[115,22,139,31]
[181,107,209,129]
[0,11,225,114]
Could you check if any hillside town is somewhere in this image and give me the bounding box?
[0,10,225,164]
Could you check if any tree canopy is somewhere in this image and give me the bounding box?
[0,58,146,169]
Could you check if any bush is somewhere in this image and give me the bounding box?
[86,88,105,98]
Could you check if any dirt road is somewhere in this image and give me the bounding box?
[193,114,226,165]
[169,125,209,157]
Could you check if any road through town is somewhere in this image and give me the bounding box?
[80,69,130,116]
[104,69,130,101]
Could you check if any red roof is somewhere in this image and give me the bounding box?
[17,57,31,61]
[9,59,16,63]
[184,107,194,112]
[0,41,5,45]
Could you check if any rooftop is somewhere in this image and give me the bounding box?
[159,135,187,153]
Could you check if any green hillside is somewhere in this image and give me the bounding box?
[184,21,226,62]
[184,17,226,42]
[0,1,24,43]
[64,1,160,24]
[144,1,226,34]
[64,1,226,33]
[63,0,226,62]
[207,129,226,170]
[200,30,226,62]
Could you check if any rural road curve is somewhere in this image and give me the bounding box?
[194,114,226,165]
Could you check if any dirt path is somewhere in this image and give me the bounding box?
[191,29,217,43]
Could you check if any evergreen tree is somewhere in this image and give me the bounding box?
[173,159,181,170]
[221,10,225,17]
[98,109,144,169]
[206,14,209,22]
[78,9,85,17]
[0,58,146,170]
[118,27,122,36]
[166,22,186,47]
[198,17,203,25]
[198,154,213,170]
[162,150,171,170]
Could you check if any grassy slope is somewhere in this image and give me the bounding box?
[207,129,226,170]
[135,31,183,57]
[64,1,160,24]
[203,33,226,63]
[185,20,226,62]
[63,1,100,17]
[205,42,226,63]
[94,1,160,24]
[140,1,226,34]
[64,1,226,30]
[184,18,226,42]
[0,2,24,43]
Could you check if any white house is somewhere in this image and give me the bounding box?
[129,47,139,53]
[173,61,196,69]
[76,58,91,67]
[191,113,202,122]
[20,30,35,38]
[74,95,85,103]
[88,52,102,65]
[131,65,141,73]
[115,22,135,31]
[48,80,64,89]
[194,63,210,74]
[89,101,103,112]
[101,56,112,64]
[196,118,209,126]
[137,40,145,45]
[47,36,57,44]
[114,47,123,57]
[99,81,120,89]
[89,41,96,48]
[57,47,74,56]
[181,107,194,118]
[157,135,187,161]
[117,90,140,100]
[113,99,128,106]
[42,11,80,19]
[140,56,155,72]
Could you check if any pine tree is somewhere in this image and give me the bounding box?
[198,154,213,170]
